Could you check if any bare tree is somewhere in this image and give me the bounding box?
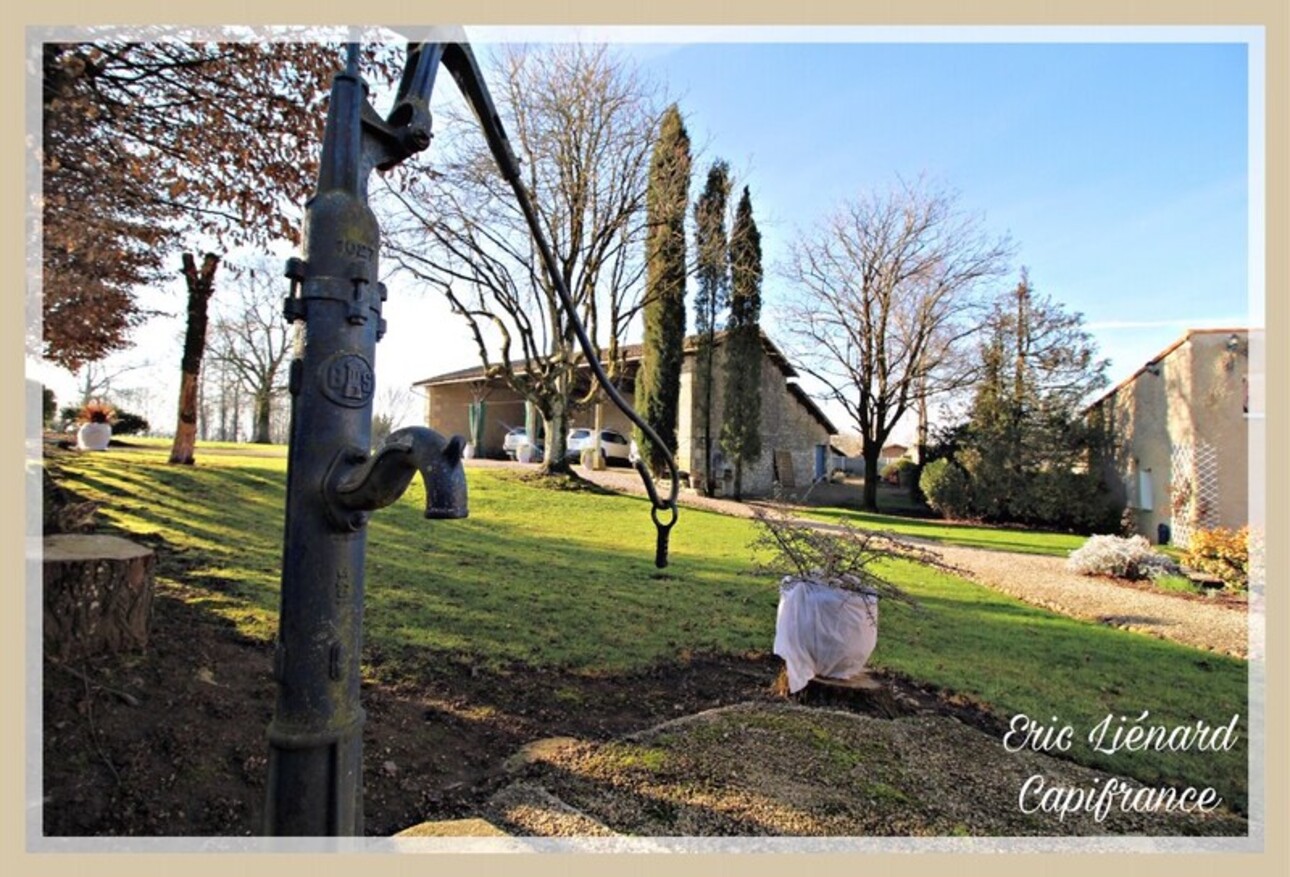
[169,252,220,462]
[72,358,148,408]
[371,384,416,445]
[385,43,662,475]
[782,178,1013,510]
[199,351,243,442]
[206,261,293,444]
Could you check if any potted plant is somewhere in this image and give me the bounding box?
[752,504,932,693]
[75,401,115,451]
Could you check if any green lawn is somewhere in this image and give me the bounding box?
[801,505,1091,557]
[48,442,1248,810]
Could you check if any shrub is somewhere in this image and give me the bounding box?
[58,405,81,429]
[1066,534,1178,581]
[43,387,56,426]
[1153,574,1202,596]
[881,458,916,486]
[1182,526,1248,590]
[1026,470,1124,534]
[919,458,974,519]
[111,410,150,436]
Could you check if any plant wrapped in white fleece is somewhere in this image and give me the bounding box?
[774,576,879,694]
[1066,534,1179,580]
[753,503,937,693]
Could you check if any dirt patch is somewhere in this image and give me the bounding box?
[40,573,788,837]
[498,703,1247,836]
[42,566,1025,838]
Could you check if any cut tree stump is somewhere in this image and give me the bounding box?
[776,668,904,717]
[43,534,155,660]
[811,672,883,693]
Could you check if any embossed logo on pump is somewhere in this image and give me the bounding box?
[320,353,374,408]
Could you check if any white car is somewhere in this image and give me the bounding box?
[503,427,543,460]
[566,428,632,466]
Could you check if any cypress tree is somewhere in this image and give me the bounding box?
[636,104,691,473]
[721,186,763,499]
[693,160,731,495]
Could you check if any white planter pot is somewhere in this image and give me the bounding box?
[463,443,477,460]
[515,442,533,464]
[76,422,112,451]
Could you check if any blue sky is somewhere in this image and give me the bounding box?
[631,39,1251,392]
[37,29,1257,442]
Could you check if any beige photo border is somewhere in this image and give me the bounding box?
[4,1,1285,874]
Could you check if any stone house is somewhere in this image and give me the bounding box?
[413,330,837,497]
[1085,328,1249,546]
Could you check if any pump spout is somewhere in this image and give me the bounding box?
[331,426,468,520]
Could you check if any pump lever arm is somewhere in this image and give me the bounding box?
[439,42,521,183]
[387,29,520,182]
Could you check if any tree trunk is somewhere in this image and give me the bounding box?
[251,389,272,444]
[169,252,220,464]
[217,372,229,441]
[733,459,743,501]
[913,388,929,502]
[862,445,881,511]
[699,342,715,496]
[232,382,241,442]
[591,396,606,470]
[198,373,208,441]
[540,397,571,475]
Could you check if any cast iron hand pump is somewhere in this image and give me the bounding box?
[267,30,678,837]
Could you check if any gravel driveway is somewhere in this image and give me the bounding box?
[913,543,1249,659]
[562,464,1250,659]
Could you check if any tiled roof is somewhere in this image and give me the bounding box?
[413,328,798,386]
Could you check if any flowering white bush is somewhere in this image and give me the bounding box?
[1066,534,1179,580]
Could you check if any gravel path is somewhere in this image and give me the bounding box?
[912,543,1248,659]
[562,464,1249,659]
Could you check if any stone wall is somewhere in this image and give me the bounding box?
[684,344,831,496]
